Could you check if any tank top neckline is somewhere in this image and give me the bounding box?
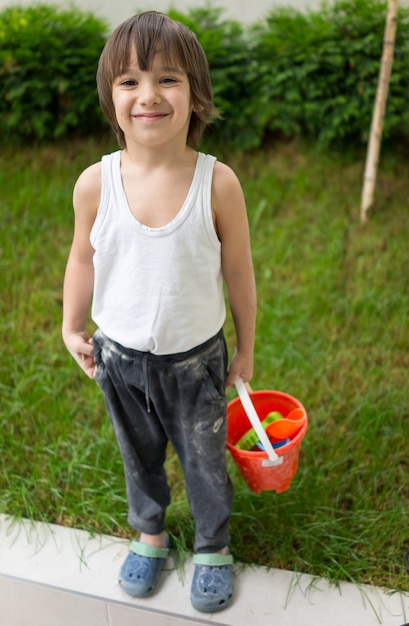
[114,150,205,235]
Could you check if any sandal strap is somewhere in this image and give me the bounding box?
[193,552,234,567]
[130,539,169,559]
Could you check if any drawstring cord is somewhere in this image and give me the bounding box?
[142,353,151,413]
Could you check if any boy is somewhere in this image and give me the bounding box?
[62,11,256,613]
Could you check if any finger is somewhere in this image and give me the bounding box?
[225,370,239,388]
[86,365,96,379]
[80,343,95,357]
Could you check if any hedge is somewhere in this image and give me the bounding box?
[1,0,408,148]
[0,4,108,140]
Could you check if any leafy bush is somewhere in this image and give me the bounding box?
[1,1,409,148]
[0,4,108,141]
[253,0,409,146]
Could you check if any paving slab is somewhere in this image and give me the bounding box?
[0,515,407,626]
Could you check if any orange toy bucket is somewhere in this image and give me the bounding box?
[226,380,308,494]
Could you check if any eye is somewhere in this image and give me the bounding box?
[160,77,177,85]
[120,79,137,87]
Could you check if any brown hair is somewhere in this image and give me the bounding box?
[96,11,219,149]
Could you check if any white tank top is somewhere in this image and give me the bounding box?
[90,150,226,354]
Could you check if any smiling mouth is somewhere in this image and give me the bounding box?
[134,113,168,121]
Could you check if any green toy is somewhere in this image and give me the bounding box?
[236,411,283,450]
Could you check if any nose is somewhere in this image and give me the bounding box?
[138,77,160,106]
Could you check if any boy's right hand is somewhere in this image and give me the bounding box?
[63,332,96,379]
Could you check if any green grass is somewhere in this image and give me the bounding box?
[1,136,408,591]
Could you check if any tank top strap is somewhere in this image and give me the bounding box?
[90,150,123,246]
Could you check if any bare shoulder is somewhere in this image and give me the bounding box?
[211,160,246,236]
[212,160,243,199]
[73,161,102,219]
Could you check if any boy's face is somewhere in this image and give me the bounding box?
[112,47,193,150]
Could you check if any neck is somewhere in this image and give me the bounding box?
[123,140,195,169]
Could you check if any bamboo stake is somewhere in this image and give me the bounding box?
[360,0,398,223]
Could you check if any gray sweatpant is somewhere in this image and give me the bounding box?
[93,328,234,553]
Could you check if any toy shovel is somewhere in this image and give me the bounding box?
[266,408,306,440]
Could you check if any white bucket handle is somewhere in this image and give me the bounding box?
[234,377,283,466]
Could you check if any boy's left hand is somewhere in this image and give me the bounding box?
[226,350,253,388]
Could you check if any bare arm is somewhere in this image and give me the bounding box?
[212,161,257,388]
[62,163,101,378]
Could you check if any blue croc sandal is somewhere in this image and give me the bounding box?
[119,538,170,597]
[191,552,234,613]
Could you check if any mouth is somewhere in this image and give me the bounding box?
[133,112,169,122]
